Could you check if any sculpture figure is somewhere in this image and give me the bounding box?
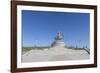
[55,32,64,40]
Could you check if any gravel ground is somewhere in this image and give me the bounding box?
[22,47,90,62]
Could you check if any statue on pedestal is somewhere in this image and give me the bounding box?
[51,32,65,47]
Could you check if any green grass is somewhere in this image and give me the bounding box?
[22,47,33,54]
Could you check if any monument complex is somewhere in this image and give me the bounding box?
[22,32,90,62]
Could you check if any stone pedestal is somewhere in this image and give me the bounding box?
[51,40,65,47]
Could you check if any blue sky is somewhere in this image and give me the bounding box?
[22,10,90,48]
